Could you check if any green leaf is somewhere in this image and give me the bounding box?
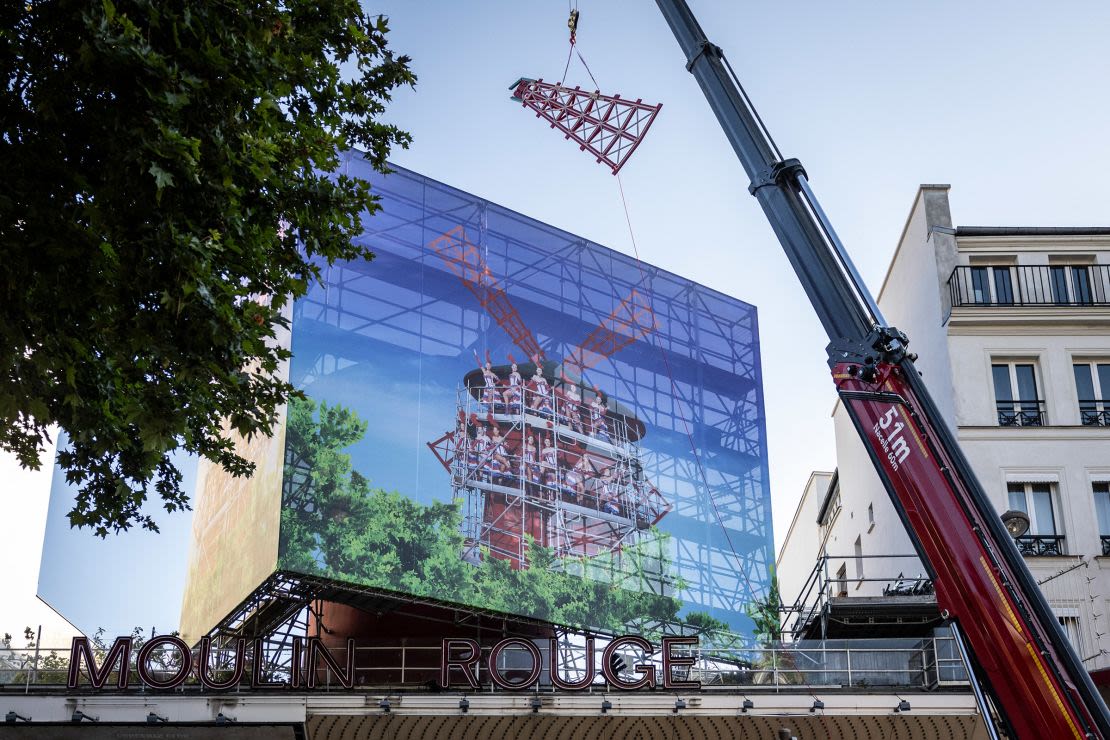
[148,163,174,191]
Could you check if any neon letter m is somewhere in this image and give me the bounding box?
[67,636,132,689]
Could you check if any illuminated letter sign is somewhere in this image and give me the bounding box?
[549,637,595,690]
[661,636,700,690]
[67,636,132,690]
[136,636,193,690]
[440,638,481,689]
[602,636,656,690]
[487,638,542,691]
[197,637,246,690]
[305,638,356,689]
[63,630,697,692]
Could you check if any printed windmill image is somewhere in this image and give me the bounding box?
[510,78,662,175]
[425,225,670,570]
[179,157,771,652]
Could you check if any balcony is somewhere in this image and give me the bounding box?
[949,264,1110,308]
[1015,534,1065,556]
[996,401,1046,427]
[1080,401,1110,427]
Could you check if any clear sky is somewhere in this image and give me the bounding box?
[28,0,1110,639]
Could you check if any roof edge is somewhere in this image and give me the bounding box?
[956,227,1110,237]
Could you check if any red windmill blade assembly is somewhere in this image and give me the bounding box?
[510,78,662,175]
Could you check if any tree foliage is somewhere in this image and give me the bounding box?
[0,625,178,685]
[279,396,691,636]
[0,0,414,535]
[746,564,782,644]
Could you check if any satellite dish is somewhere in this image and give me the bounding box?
[1001,510,1030,538]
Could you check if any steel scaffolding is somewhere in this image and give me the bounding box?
[290,154,772,632]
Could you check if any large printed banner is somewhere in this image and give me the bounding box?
[274,156,773,642]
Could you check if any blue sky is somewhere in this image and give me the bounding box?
[35,0,1110,637]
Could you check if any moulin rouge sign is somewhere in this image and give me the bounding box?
[66,634,701,692]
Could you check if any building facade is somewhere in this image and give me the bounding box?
[779,184,1110,671]
[0,168,992,740]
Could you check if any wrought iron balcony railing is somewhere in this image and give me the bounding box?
[997,401,1046,427]
[949,264,1110,308]
[1015,534,1065,557]
[1080,401,1110,427]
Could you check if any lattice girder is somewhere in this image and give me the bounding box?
[510,78,662,175]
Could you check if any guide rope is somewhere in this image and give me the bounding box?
[616,172,754,599]
[551,1,757,603]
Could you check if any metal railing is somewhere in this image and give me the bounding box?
[948,264,1110,308]
[996,400,1046,427]
[1080,401,1110,427]
[1015,534,1065,557]
[0,636,967,693]
[785,554,933,642]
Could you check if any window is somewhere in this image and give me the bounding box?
[853,536,864,581]
[820,483,841,544]
[1009,482,1063,555]
[969,266,1014,305]
[1057,614,1084,656]
[867,503,875,532]
[1051,265,1093,305]
[993,362,1043,426]
[1094,483,1110,555]
[835,564,848,597]
[970,267,989,305]
[993,267,1015,304]
[1074,268,1093,304]
[1074,362,1110,426]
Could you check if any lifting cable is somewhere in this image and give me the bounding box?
[616,170,757,604]
[559,5,599,90]
[555,5,758,603]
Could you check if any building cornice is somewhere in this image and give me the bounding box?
[957,227,1110,237]
[816,469,841,526]
[947,307,1110,331]
[958,425,1110,442]
[955,234,1110,253]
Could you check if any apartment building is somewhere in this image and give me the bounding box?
[778,185,1110,671]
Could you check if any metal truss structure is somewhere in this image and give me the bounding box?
[426,373,672,573]
[291,157,772,634]
[201,571,560,684]
[510,78,662,175]
[197,571,968,693]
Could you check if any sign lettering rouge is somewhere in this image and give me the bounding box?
[67,634,699,691]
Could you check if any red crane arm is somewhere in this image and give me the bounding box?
[836,360,1094,739]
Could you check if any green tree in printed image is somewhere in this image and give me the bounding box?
[278,396,710,637]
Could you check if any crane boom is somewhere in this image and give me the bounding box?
[653,1,1110,737]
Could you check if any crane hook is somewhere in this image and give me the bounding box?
[568,9,580,45]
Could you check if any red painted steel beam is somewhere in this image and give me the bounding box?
[510,78,662,175]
